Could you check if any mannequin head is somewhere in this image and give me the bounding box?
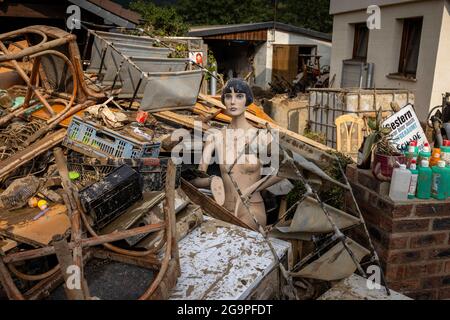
[221,79,254,117]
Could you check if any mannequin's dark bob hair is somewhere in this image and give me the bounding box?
[221,78,254,106]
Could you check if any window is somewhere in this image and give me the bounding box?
[353,23,369,61]
[398,17,423,77]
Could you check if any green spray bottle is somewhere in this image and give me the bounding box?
[417,160,432,200]
[432,161,450,200]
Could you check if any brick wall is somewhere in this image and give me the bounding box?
[345,164,450,300]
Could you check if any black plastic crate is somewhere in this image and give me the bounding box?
[79,165,143,230]
[67,151,181,192]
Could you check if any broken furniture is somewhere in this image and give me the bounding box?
[169,217,290,300]
[85,30,203,111]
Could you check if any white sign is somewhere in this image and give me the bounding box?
[382,104,429,152]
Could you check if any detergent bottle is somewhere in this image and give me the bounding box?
[417,160,432,200]
[389,164,411,201]
[441,140,450,167]
[406,141,419,168]
[418,142,432,164]
[408,160,419,199]
[429,148,441,167]
[432,161,450,200]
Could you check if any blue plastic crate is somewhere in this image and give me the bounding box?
[63,116,160,159]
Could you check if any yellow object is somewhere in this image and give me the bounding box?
[430,148,441,167]
[28,197,39,208]
[37,199,48,211]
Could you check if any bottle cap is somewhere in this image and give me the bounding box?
[423,143,431,153]
[410,160,417,170]
[438,160,446,168]
[421,160,429,167]
[444,140,450,147]
[399,164,407,170]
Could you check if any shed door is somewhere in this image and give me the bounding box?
[272,45,299,84]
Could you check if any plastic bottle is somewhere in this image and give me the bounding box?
[441,140,450,167]
[389,164,412,201]
[417,160,433,199]
[431,161,450,200]
[408,160,419,199]
[418,142,432,164]
[429,148,441,167]
[406,141,419,168]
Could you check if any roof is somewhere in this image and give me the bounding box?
[68,0,141,27]
[188,22,332,42]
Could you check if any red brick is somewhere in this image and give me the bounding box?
[392,219,430,233]
[358,172,380,191]
[410,233,447,248]
[389,279,421,292]
[404,289,438,300]
[415,203,450,217]
[444,261,450,273]
[391,205,414,219]
[385,265,405,281]
[433,218,450,231]
[376,197,395,215]
[388,250,424,264]
[429,248,450,260]
[403,262,442,279]
[439,287,450,299]
[422,275,450,289]
[387,236,409,250]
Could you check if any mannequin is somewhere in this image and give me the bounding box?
[192,79,282,229]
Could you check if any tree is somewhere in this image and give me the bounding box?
[276,0,332,33]
[176,0,274,26]
[129,0,189,36]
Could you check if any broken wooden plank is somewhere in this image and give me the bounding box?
[0,238,18,253]
[154,111,209,131]
[0,204,70,247]
[137,203,203,250]
[181,179,254,231]
[0,128,66,180]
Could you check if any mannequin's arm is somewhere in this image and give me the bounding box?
[191,135,215,188]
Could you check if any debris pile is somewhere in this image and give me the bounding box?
[0,25,389,300]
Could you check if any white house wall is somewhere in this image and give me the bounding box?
[329,0,445,121]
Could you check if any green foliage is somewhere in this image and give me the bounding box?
[130,0,189,36]
[175,0,332,33]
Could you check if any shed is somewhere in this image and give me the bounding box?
[189,22,332,89]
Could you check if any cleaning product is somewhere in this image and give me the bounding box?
[418,142,432,164]
[429,148,441,167]
[406,141,419,168]
[408,160,419,199]
[432,161,450,200]
[441,140,450,167]
[389,164,411,201]
[417,160,433,199]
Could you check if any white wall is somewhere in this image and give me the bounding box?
[329,0,446,121]
[254,29,332,89]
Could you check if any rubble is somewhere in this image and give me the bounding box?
[0,25,391,301]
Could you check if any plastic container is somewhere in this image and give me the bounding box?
[79,165,143,229]
[429,148,441,167]
[441,140,450,167]
[67,151,181,192]
[417,160,433,200]
[406,141,419,168]
[63,116,161,159]
[431,161,450,200]
[408,160,419,199]
[389,164,412,201]
[418,142,432,164]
